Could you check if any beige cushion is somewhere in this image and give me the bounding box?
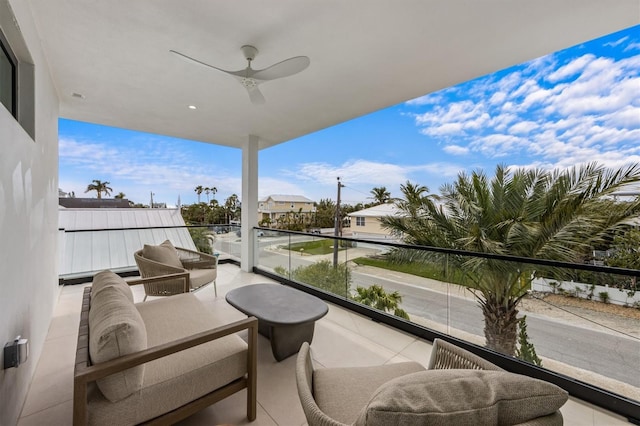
[314,362,426,424]
[142,240,183,269]
[89,286,147,402]
[87,293,248,425]
[91,270,134,303]
[188,268,217,289]
[354,369,568,426]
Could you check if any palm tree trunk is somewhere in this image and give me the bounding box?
[481,296,519,355]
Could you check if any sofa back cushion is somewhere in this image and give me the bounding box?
[89,285,147,402]
[91,270,134,303]
[354,369,568,426]
[142,239,183,269]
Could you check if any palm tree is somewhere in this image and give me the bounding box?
[85,180,112,199]
[194,185,203,203]
[382,163,640,355]
[209,186,217,200]
[369,186,391,204]
[353,284,409,319]
[114,192,126,199]
[224,194,240,223]
[204,187,211,203]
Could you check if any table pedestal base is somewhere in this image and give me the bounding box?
[259,321,316,361]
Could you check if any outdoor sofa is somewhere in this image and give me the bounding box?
[73,270,257,425]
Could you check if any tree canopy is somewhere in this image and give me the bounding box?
[85,180,112,199]
[382,163,640,355]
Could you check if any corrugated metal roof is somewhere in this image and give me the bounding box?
[59,208,196,277]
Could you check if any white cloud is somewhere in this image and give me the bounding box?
[605,36,629,48]
[546,54,595,82]
[59,137,242,205]
[469,134,525,157]
[508,121,538,134]
[420,122,464,136]
[624,42,640,52]
[489,91,507,104]
[293,160,411,188]
[443,145,469,155]
[405,93,443,106]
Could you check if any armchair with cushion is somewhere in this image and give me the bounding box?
[296,339,568,426]
[134,240,218,300]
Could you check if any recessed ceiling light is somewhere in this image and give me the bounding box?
[72,92,85,99]
[188,105,197,110]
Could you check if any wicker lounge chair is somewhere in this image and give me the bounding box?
[134,240,218,300]
[296,339,567,425]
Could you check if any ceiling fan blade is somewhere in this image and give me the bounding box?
[247,86,266,105]
[169,49,238,75]
[252,56,310,81]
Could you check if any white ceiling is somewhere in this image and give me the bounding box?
[26,0,640,150]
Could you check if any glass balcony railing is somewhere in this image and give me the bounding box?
[253,227,640,422]
[57,224,640,422]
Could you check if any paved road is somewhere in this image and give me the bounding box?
[222,235,640,388]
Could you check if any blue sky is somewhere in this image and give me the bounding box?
[59,25,640,207]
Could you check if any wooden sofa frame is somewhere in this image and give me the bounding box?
[73,284,258,425]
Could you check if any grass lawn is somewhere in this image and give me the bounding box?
[282,239,347,255]
[352,256,469,286]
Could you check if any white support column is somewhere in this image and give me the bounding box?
[240,135,259,272]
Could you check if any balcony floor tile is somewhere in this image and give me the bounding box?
[19,264,631,426]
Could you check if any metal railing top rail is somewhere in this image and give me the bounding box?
[254,226,640,278]
[60,223,235,233]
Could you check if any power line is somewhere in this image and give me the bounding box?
[528,292,639,341]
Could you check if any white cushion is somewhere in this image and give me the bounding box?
[89,286,147,402]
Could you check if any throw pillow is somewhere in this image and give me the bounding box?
[142,240,183,268]
[89,285,147,402]
[354,369,568,426]
[91,270,134,303]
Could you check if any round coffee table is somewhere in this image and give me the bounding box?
[226,283,328,361]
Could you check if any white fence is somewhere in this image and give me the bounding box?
[532,277,640,307]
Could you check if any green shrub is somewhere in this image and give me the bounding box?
[598,291,610,304]
[515,316,542,366]
[274,260,351,297]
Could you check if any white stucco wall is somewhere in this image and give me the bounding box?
[0,2,60,424]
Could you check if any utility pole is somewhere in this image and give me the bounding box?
[150,191,154,208]
[333,177,344,267]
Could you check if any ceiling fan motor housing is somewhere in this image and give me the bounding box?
[241,45,258,62]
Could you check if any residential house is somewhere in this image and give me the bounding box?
[347,203,402,242]
[1,1,638,424]
[258,195,315,227]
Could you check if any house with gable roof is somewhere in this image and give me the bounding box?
[258,194,316,227]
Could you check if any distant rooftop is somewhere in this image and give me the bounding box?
[260,194,315,203]
[348,203,402,217]
[59,197,131,208]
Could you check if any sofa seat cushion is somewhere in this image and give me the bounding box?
[354,369,568,426]
[314,362,426,424]
[87,293,248,426]
[89,285,147,402]
[91,270,134,303]
[142,240,183,269]
[188,268,217,289]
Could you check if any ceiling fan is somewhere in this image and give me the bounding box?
[170,45,310,105]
